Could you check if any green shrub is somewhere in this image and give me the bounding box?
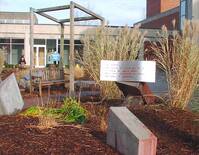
[61,98,87,124]
[21,98,87,124]
[22,106,58,129]
[42,107,62,118]
[22,106,42,116]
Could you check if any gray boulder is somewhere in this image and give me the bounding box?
[0,73,24,115]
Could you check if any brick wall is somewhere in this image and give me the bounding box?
[147,0,161,17]
[161,0,180,12]
[141,12,179,30]
[147,0,180,17]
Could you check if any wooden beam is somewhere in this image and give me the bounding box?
[37,12,60,23]
[60,24,64,67]
[29,7,34,94]
[69,1,75,97]
[60,16,98,23]
[74,2,105,21]
[30,8,34,69]
[35,5,70,13]
[101,20,105,26]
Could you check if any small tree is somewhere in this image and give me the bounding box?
[81,26,145,98]
[150,21,199,109]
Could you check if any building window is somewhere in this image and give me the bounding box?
[0,38,10,63]
[181,0,186,15]
[0,38,10,43]
[58,39,83,66]
[0,38,24,65]
[12,45,23,65]
[180,0,187,30]
[192,0,199,19]
[31,38,83,67]
[58,45,69,66]
[58,40,69,44]
[47,39,56,53]
[11,39,24,65]
[0,44,10,64]
[58,40,69,66]
[34,39,45,45]
[12,39,24,44]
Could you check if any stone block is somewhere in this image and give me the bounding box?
[107,107,157,155]
[0,73,24,115]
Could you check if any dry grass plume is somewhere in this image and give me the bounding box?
[150,20,199,109]
[81,25,145,99]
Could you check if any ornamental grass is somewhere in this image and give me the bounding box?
[150,20,199,109]
[81,25,145,98]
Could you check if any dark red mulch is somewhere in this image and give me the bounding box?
[82,101,199,155]
[0,115,119,155]
[128,104,199,155]
[1,98,199,155]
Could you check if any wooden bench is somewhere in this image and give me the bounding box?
[31,67,69,96]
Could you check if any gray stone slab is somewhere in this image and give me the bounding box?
[0,73,24,115]
[107,107,157,155]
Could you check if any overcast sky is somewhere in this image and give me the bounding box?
[0,0,146,26]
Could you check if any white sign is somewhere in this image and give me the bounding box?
[100,60,156,83]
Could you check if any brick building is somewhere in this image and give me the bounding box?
[135,0,199,30]
[135,0,199,60]
[134,0,199,97]
[146,0,180,17]
[135,0,180,30]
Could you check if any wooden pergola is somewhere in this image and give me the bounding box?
[30,1,105,96]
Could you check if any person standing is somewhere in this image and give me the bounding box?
[19,54,26,68]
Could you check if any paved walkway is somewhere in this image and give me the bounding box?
[22,90,100,110]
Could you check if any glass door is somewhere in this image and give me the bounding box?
[33,45,46,68]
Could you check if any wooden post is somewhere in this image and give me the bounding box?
[30,7,34,94]
[30,3,105,97]
[60,23,64,68]
[101,19,105,27]
[69,1,75,97]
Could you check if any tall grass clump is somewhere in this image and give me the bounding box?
[150,20,199,109]
[81,25,145,98]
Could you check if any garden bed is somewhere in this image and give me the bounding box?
[84,102,199,155]
[0,115,119,155]
[0,101,198,155]
[128,104,199,155]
